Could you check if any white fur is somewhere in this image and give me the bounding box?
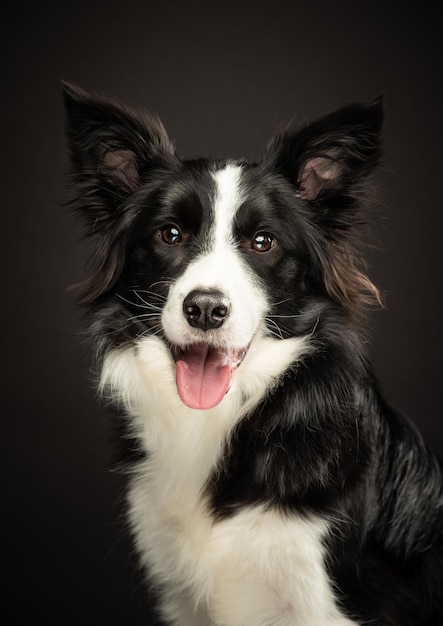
[99,164,358,625]
[208,509,357,626]
[101,335,357,625]
[211,164,243,249]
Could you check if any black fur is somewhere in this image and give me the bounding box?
[63,82,443,625]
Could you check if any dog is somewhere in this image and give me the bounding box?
[63,82,443,625]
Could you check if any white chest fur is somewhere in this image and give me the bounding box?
[129,473,357,626]
[101,336,357,625]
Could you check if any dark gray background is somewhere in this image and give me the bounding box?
[2,2,442,624]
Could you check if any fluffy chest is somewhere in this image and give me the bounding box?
[128,459,353,626]
[112,341,354,625]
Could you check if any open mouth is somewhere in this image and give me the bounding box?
[171,343,248,410]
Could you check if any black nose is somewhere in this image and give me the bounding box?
[183,290,231,331]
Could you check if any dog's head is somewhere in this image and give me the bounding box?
[63,83,383,409]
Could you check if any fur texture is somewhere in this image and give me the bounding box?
[63,82,443,625]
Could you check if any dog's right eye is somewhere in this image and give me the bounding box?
[159,225,182,245]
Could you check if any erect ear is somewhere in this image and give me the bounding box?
[266,98,383,202]
[62,81,176,197]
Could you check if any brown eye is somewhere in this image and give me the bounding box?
[159,225,182,245]
[251,232,276,253]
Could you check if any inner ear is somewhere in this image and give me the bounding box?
[100,146,140,192]
[296,150,344,201]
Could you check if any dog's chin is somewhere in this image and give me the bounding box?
[169,342,249,410]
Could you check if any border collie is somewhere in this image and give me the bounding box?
[63,83,443,625]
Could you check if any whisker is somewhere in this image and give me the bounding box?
[116,291,162,312]
[133,289,167,302]
[149,279,174,290]
[135,323,163,341]
[265,317,286,340]
[269,313,303,319]
[116,293,146,308]
[132,290,163,311]
[269,298,291,308]
[133,290,151,307]
[308,316,320,339]
[126,313,162,322]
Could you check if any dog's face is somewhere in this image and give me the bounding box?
[63,83,382,409]
[156,164,271,408]
[142,162,319,409]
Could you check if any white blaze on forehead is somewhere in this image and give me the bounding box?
[161,161,267,351]
[211,164,244,250]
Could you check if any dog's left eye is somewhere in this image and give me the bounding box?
[159,225,182,245]
[251,232,276,253]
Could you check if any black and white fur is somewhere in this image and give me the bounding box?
[63,83,443,626]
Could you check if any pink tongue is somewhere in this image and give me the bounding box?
[176,344,232,409]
